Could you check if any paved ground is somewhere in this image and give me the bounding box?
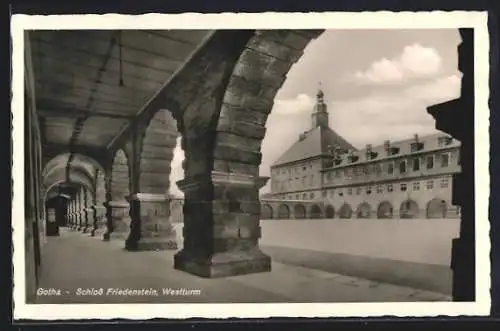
[33,228,452,304]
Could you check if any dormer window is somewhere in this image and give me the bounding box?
[348,150,359,163]
[438,136,453,147]
[365,144,378,160]
[384,140,400,156]
[410,134,424,152]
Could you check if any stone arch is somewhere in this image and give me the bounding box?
[356,202,372,219]
[260,204,273,219]
[338,203,352,219]
[111,149,130,202]
[325,205,335,218]
[277,204,290,219]
[213,30,324,176]
[139,109,178,194]
[293,204,306,219]
[309,204,323,219]
[43,168,95,201]
[399,199,420,219]
[426,198,448,219]
[377,201,393,219]
[42,153,104,180]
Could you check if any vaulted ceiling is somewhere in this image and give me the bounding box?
[31,29,213,198]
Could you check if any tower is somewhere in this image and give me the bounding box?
[311,88,329,129]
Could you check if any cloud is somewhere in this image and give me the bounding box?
[355,43,443,84]
[331,74,460,147]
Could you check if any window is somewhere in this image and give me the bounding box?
[426,155,434,169]
[338,190,344,197]
[335,170,340,178]
[366,186,372,195]
[322,190,327,197]
[387,162,394,174]
[303,166,306,171]
[302,193,307,199]
[347,188,353,195]
[440,178,449,188]
[413,182,420,191]
[441,153,449,167]
[412,158,420,171]
[310,192,315,199]
[296,194,299,199]
[356,187,361,195]
[387,184,394,192]
[302,176,306,185]
[376,185,383,194]
[426,180,434,190]
[399,160,407,174]
[400,183,407,192]
[329,189,335,197]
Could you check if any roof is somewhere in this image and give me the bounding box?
[271,125,356,167]
[323,131,460,169]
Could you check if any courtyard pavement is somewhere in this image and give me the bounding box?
[33,228,452,304]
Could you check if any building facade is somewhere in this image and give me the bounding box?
[268,90,461,219]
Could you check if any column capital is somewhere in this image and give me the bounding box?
[108,200,129,208]
[128,193,170,202]
[177,171,268,192]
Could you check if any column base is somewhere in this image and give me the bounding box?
[125,235,177,251]
[173,249,271,278]
[105,231,129,241]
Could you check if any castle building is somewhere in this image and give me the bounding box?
[268,90,461,219]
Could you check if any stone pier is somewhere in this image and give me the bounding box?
[125,193,177,251]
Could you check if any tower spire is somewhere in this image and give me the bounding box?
[311,82,329,129]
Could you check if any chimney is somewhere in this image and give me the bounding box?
[384,140,390,150]
[414,134,419,143]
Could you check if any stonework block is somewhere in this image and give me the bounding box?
[219,104,269,126]
[213,160,259,176]
[174,248,271,278]
[215,132,262,152]
[255,30,316,50]
[224,90,274,113]
[213,145,262,165]
[247,38,303,63]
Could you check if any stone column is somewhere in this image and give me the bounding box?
[67,201,72,228]
[71,198,78,230]
[76,189,84,231]
[125,193,177,251]
[81,188,90,233]
[103,200,130,240]
[174,171,271,278]
[90,204,106,237]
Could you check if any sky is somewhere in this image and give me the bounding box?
[169,29,462,196]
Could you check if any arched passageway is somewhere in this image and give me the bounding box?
[294,204,306,219]
[356,202,371,219]
[338,203,352,219]
[277,204,290,219]
[426,198,448,218]
[261,204,273,219]
[377,201,393,219]
[128,109,179,251]
[399,199,420,219]
[325,205,335,218]
[309,204,322,219]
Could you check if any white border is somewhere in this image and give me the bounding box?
[11,11,491,320]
